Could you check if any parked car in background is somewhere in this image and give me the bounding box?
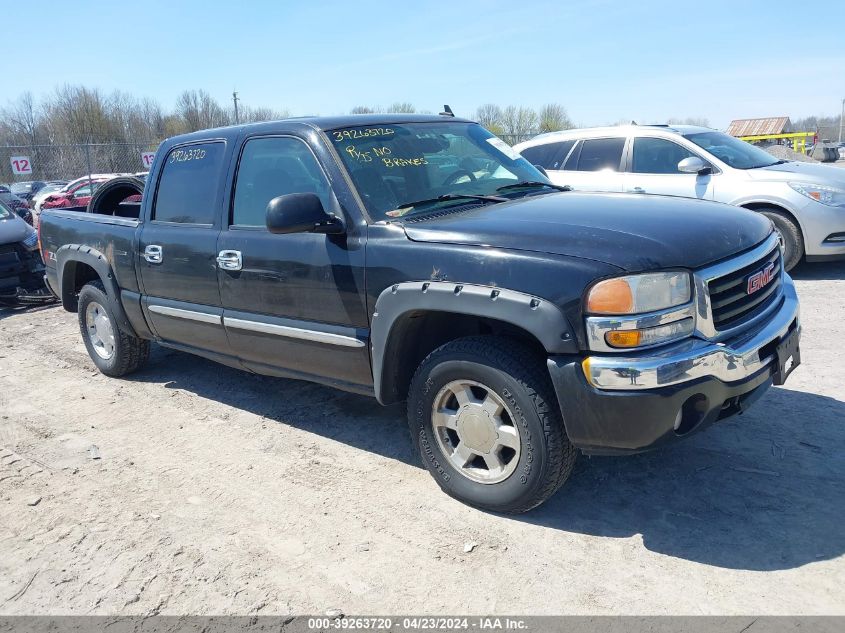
[10,181,48,201]
[40,178,109,212]
[0,198,48,305]
[515,125,845,270]
[0,191,33,224]
[30,182,67,214]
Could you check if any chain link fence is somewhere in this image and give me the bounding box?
[0,142,159,186]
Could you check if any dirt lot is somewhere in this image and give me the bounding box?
[1,261,843,616]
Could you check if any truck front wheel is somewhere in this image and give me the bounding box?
[78,281,150,377]
[407,336,577,513]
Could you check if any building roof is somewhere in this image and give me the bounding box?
[727,117,790,137]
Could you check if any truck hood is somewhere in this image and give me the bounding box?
[400,192,772,271]
[746,161,845,184]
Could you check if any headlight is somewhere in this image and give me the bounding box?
[22,229,38,250]
[584,271,695,351]
[586,271,691,315]
[789,182,845,207]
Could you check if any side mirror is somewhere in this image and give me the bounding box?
[534,164,548,177]
[678,156,712,175]
[266,192,344,235]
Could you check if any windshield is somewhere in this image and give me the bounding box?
[683,131,780,169]
[328,121,549,220]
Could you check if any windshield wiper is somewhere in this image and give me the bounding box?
[748,159,789,169]
[496,181,572,193]
[386,193,508,219]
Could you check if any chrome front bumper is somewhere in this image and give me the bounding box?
[583,274,800,391]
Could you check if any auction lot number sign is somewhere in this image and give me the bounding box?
[141,151,156,169]
[10,156,32,175]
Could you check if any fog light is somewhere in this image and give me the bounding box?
[604,318,694,349]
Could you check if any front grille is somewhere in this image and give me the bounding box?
[707,245,782,330]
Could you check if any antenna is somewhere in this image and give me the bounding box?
[439,105,455,117]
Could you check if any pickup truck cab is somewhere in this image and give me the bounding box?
[40,114,801,513]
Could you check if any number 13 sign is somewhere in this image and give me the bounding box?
[10,156,32,175]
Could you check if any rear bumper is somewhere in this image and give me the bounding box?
[548,277,801,455]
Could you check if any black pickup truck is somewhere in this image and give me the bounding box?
[39,114,801,513]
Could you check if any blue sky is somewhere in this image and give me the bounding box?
[3,0,843,129]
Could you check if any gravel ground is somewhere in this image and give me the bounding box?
[0,260,843,616]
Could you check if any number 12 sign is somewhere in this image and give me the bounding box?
[10,156,33,175]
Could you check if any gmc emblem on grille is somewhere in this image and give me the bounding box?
[746,262,776,295]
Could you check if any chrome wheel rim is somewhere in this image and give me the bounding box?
[85,301,115,360]
[432,380,521,484]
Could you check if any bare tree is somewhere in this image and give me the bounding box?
[176,90,231,132]
[476,104,504,134]
[386,102,416,113]
[350,105,377,114]
[537,103,573,133]
[501,106,538,140]
[1,92,42,145]
[667,116,710,127]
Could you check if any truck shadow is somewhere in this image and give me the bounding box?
[520,385,845,571]
[790,259,845,281]
[131,347,843,572]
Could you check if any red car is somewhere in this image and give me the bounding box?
[41,179,108,210]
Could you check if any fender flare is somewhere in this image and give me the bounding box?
[371,280,578,403]
[56,244,138,337]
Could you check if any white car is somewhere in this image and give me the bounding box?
[515,125,845,269]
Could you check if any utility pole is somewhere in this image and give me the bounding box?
[840,97,844,143]
[233,91,240,124]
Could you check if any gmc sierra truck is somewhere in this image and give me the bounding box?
[39,114,801,513]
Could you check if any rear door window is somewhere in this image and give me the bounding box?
[519,140,575,170]
[573,137,625,172]
[153,142,225,224]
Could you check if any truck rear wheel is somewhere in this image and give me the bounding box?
[78,281,149,377]
[407,336,576,513]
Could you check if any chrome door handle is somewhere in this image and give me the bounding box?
[143,244,163,263]
[630,187,645,194]
[216,250,243,271]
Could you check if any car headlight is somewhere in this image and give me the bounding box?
[22,229,38,250]
[789,182,845,207]
[586,271,691,315]
[584,272,694,351]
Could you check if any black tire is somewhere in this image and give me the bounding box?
[78,280,149,377]
[86,176,144,217]
[759,208,803,271]
[407,336,577,513]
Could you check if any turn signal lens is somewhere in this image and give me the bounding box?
[605,330,641,348]
[604,318,694,349]
[581,357,593,385]
[586,278,634,314]
[586,272,691,315]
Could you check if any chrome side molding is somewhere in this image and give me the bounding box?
[148,304,221,324]
[223,317,365,348]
